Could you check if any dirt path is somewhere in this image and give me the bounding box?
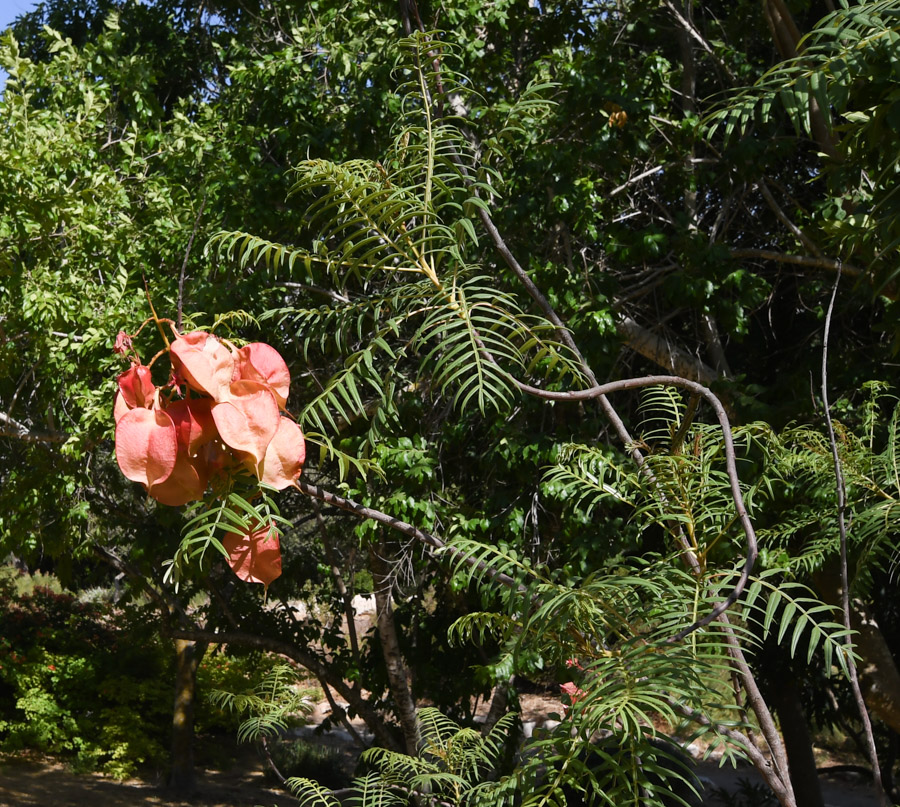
[0,692,884,807]
[0,755,284,807]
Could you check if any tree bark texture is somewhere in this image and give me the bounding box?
[815,568,900,734]
[615,315,717,385]
[767,671,825,807]
[168,638,207,793]
[370,544,420,756]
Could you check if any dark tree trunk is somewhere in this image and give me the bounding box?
[768,675,825,807]
[815,567,900,734]
[370,544,419,756]
[168,638,208,793]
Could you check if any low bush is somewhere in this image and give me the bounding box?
[0,569,172,778]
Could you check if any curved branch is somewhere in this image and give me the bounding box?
[500,372,757,642]
[300,369,755,643]
[729,248,866,281]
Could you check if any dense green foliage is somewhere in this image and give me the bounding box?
[2,1,900,805]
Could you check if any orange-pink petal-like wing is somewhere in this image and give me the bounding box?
[233,343,291,408]
[222,522,282,585]
[115,407,178,488]
[211,383,280,467]
[113,391,130,423]
[170,331,235,401]
[259,417,306,489]
[117,365,155,409]
[166,398,217,455]
[148,450,209,506]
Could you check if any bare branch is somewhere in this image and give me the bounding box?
[616,315,718,385]
[0,411,70,444]
[821,267,888,807]
[757,179,822,257]
[730,248,864,279]
[281,281,351,303]
[662,0,735,81]
[609,165,664,197]
[296,480,522,592]
[176,192,208,333]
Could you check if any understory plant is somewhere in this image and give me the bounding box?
[287,709,520,806]
[0,571,171,778]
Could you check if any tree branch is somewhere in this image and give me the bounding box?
[176,192,208,333]
[170,627,403,752]
[615,315,718,385]
[729,249,864,280]
[296,480,522,592]
[0,411,70,444]
[662,0,735,81]
[821,267,888,807]
[757,179,822,257]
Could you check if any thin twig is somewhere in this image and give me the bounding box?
[296,480,522,592]
[661,0,735,81]
[729,249,864,280]
[176,192,209,333]
[316,676,369,748]
[757,179,822,257]
[820,265,888,807]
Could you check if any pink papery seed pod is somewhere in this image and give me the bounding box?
[211,381,280,469]
[115,407,178,490]
[258,416,306,490]
[117,365,156,411]
[166,398,218,455]
[222,520,282,586]
[169,331,235,402]
[233,343,291,409]
[113,391,130,424]
[148,448,209,506]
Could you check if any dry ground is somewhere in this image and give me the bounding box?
[0,693,883,807]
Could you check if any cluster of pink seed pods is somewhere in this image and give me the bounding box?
[113,329,305,585]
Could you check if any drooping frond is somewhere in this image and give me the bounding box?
[707,0,900,143]
[164,483,291,589]
[208,663,314,745]
[312,709,520,807]
[543,443,636,517]
[741,571,854,675]
[286,777,343,807]
[636,384,686,446]
[298,338,400,436]
[290,157,456,288]
[207,229,321,279]
[761,389,900,595]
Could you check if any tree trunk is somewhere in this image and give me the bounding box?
[168,638,208,793]
[815,569,900,734]
[369,544,420,756]
[482,675,514,735]
[762,0,838,158]
[767,674,825,807]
